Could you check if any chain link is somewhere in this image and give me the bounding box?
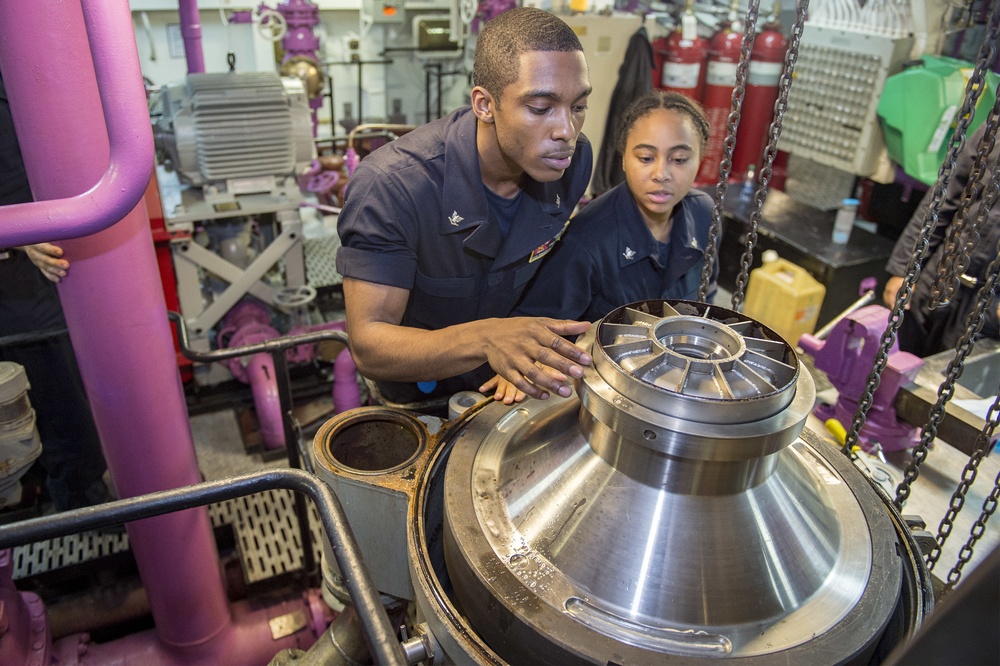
[843,0,1000,474]
[892,96,1000,515]
[895,227,1000,517]
[725,0,808,310]
[699,0,761,301]
[922,138,1000,568]
[945,461,1000,591]
[930,93,1000,308]
[927,396,997,570]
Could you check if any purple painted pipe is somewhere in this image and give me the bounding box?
[0,2,331,661]
[292,319,363,413]
[247,351,286,449]
[0,550,51,665]
[334,347,362,413]
[51,595,322,665]
[179,0,206,74]
[221,308,362,449]
[0,0,231,648]
[220,302,286,449]
[0,0,152,248]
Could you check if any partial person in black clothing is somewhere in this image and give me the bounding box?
[883,122,1000,357]
[0,73,110,511]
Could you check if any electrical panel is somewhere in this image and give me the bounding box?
[778,24,913,176]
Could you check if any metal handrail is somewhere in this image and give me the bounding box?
[0,468,407,665]
[168,310,349,361]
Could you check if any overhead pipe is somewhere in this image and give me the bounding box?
[0,2,366,662]
[0,0,152,248]
[0,1,341,662]
[178,0,207,74]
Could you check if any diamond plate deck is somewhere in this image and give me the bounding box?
[304,236,342,287]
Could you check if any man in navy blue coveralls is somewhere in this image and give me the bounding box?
[337,8,595,404]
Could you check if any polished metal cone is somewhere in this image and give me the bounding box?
[443,300,904,664]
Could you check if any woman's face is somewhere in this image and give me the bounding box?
[622,108,701,227]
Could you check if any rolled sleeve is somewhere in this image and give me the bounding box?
[336,164,418,289]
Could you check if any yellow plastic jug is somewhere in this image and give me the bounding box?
[742,251,826,345]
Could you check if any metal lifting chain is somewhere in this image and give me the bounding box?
[698,0,761,301]
[922,149,1000,569]
[929,389,1000,574]
[842,0,1000,469]
[890,83,1000,511]
[930,92,1000,309]
[729,0,808,310]
[944,448,1000,592]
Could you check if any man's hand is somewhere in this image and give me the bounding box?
[24,243,68,283]
[481,317,592,400]
[343,279,592,399]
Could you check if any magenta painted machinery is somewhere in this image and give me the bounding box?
[800,304,925,453]
[218,298,360,450]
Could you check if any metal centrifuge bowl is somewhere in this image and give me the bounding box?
[441,300,912,664]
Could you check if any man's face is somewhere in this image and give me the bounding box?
[491,50,591,184]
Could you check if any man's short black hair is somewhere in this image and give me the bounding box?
[473,7,583,106]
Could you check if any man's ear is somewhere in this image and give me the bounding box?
[471,86,495,124]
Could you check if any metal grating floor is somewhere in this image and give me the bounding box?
[214,490,326,584]
[13,489,326,585]
[13,408,329,585]
[14,532,131,577]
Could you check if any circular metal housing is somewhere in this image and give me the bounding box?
[439,300,914,663]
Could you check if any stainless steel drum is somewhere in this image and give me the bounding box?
[437,300,930,664]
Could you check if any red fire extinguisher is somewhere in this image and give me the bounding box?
[695,0,744,187]
[732,2,787,182]
[653,0,708,102]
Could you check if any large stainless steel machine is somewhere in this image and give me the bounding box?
[314,299,932,664]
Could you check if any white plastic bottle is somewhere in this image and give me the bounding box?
[832,198,859,244]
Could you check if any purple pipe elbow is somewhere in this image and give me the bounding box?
[2,0,232,649]
[0,0,153,247]
[294,320,361,411]
[247,352,287,450]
